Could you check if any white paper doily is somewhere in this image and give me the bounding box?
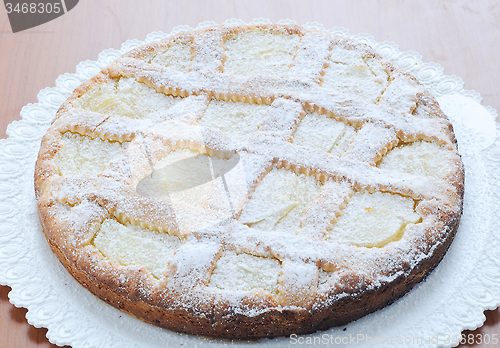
[1,19,499,348]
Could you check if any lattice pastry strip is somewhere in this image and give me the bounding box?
[379,72,425,115]
[255,98,304,141]
[137,120,248,234]
[288,30,332,84]
[192,27,225,74]
[38,117,190,237]
[133,118,452,218]
[73,75,182,121]
[166,240,223,288]
[108,56,456,148]
[41,77,459,270]
[227,199,452,284]
[343,122,399,165]
[43,173,181,236]
[37,198,109,249]
[52,107,111,138]
[245,135,457,203]
[57,89,209,142]
[299,179,353,240]
[277,260,319,309]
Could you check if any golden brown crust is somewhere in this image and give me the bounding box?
[34,23,464,339]
[42,207,461,339]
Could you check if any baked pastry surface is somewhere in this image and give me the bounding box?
[34,24,464,339]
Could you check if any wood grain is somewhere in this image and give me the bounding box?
[0,0,499,346]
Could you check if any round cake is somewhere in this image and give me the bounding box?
[34,23,464,339]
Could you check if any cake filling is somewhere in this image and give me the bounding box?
[75,77,180,119]
[322,45,389,103]
[147,38,192,72]
[292,111,356,154]
[199,100,269,136]
[53,132,127,176]
[377,141,451,179]
[328,191,421,247]
[223,30,300,77]
[93,219,185,279]
[209,250,281,294]
[239,168,322,233]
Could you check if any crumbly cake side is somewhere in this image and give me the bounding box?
[34,24,464,339]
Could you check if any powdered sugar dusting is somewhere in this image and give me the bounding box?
[223,28,301,77]
[93,219,185,279]
[34,23,464,337]
[288,30,331,83]
[209,250,281,294]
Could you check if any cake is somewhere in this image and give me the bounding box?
[34,23,464,339]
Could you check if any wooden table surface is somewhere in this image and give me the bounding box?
[1,0,499,347]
